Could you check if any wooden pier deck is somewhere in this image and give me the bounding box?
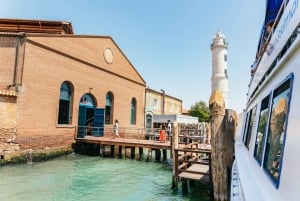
[172,146,212,195]
[75,135,173,161]
[178,163,210,181]
[75,135,171,149]
[174,148,211,182]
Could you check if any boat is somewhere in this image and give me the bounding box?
[231,0,300,200]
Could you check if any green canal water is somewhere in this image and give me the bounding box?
[0,153,211,201]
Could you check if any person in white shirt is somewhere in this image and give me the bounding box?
[114,119,120,138]
[167,120,172,139]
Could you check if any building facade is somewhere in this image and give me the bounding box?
[145,88,182,128]
[0,19,146,159]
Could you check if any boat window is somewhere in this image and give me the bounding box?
[242,112,250,143]
[263,77,292,187]
[243,106,257,149]
[254,95,270,164]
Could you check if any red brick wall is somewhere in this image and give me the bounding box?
[0,35,146,156]
[0,36,17,89]
[16,37,145,138]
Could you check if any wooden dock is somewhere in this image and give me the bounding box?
[75,135,172,161]
[172,145,212,195]
[76,135,171,150]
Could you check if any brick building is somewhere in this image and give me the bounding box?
[0,19,146,159]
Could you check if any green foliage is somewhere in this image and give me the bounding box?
[189,101,210,122]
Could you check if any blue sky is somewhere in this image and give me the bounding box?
[1,0,265,113]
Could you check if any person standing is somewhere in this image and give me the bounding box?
[159,125,166,142]
[114,119,120,138]
[167,120,172,138]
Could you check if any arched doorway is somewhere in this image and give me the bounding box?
[77,93,104,138]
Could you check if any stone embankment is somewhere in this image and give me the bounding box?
[0,127,73,165]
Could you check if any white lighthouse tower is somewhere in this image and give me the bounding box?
[210,31,229,108]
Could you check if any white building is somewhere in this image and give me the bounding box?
[210,31,229,108]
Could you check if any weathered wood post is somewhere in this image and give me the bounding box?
[182,179,188,194]
[155,149,161,161]
[131,147,135,159]
[162,149,167,162]
[170,135,173,159]
[110,145,114,157]
[171,122,179,189]
[139,147,143,158]
[209,90,228,201]
[224,109,236,182]
[147,148,152,161]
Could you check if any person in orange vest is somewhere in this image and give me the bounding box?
[159,124,166,142]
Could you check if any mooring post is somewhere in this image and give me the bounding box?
[182,179,188,194]
[110,145,114,157]
[139,147,143,158]
[118,146,122,158]
[171,121,179,189]
[131,147,135,159]
[155,149,161,162]
[209,90,228,201]
[134,147,139,160]
[225,109,236,181]
[147,148,152,161]
[99,144,104,157]
[114,145,119,158]
[170,135,173,159]
[162,149,167,162]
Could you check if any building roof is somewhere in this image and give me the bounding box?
[146,88,182,102]
[0,18,73,34]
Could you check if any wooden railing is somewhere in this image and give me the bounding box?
[173,146,212,195]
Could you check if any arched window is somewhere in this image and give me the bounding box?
[130,98,137,125]
[105,92,114,124]
[79,93,95,107]
[58,82,73,124]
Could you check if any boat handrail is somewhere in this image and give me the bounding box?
[247,23,300,106]
[251,0,288,76]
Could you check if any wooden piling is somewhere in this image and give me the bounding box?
[130,147,135,159]
[209,90,235,201]
[163,149,167,162]
[224,109,236,181]
[147,148,152,161]
[110,145,114,157]
[99,144,104,156]
[155,149,161,162]
[118,146,122,158]
[139,147,143,158]
[182,179,188,194]
[172,122,179,189]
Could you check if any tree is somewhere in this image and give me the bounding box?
[189,101,210,122]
